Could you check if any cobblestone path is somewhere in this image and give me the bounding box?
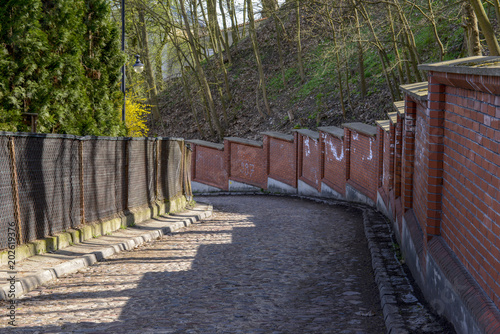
[2,195,386,333]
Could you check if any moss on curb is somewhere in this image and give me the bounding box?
[0,195,189,266]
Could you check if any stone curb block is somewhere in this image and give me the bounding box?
[0,197,188,267]
[0,205,213,301]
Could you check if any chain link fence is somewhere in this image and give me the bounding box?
[0,133,192,250]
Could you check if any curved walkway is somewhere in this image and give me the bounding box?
[1,195,450,333]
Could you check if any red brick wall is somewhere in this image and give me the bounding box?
[226,140,266,189]
[297,133,321,190]
[321,132,345,195]
[192,144,227,190]
[265,136,297,187]
[346,129,378,202]
[441,83,500,306]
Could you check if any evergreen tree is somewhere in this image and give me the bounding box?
[0,0,47,132]
[0,0,125,136]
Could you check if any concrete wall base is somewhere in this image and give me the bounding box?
[376,191,392,221]
[192,181,224,193]
[298,180,321,197]
[321,182,344,200]
[345,184,376,207]
[228,180,261,192]
[267,178,297,194]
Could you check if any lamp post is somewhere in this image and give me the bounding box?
[121,0,126,122]
[121,0,144,123]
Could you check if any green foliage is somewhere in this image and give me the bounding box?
[0,0,126,136]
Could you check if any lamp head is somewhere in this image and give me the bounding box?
[133,54,144,73]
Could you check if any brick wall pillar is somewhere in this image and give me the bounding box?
[377,126,384,188]
[424,73,446,239]
[394,114,403,198]
[402,97,417,211]
[389,122,395,191]
[344,128,351,181]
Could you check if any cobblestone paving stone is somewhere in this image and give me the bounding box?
[2,196,388,333]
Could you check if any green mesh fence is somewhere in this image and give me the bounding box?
[0,133,190,250]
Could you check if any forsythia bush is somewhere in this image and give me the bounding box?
[126,90,151,137]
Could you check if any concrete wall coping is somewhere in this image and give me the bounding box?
[318,126,344,139]
[376,119,391,132]
[388,112,398,125]
[393,101,405,117]
[419,56,500,76]
[342,122,377,137]
[260,131,294,142]
[186,139,224,150]
[224,137,263,147]
[292,129,320,140]
[400,82,428,102]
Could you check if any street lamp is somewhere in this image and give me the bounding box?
[133,55,144,73]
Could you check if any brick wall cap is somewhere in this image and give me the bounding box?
[260,131,294,142]
[419,56,500,76]
[186,139,224,150]
[224,137,263,147]
[318,126,344,139]
[292,129,320,140]
[400,82,428,102]
[393,101,405,117]
[376,119,391,132]
[342,122,377,137]
[388,112,398,125]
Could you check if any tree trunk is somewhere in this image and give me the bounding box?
[137,6,160,121]
[296,0,306,83]
[358,2,398,101]
[262,0,278,18]
[354,7,367,98]
[464,2,482,56]
[386,4,404,84]
[273,13,286,87]
[218,0,232,63]
[178,0,224,140]
[469,0,500,55]
[227,0,239,44]
[247,0,271,116]
[325,10,346,118]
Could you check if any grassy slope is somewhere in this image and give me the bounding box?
[151,2,465,142]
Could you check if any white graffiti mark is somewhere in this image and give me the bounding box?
[304,137,311,157]
[326,138,344,161]
[352,132,359,141]
[367,137,374,161]
[361,137,374,161]
[240,162,255,177]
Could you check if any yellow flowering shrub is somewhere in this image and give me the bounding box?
[126,90,151,137]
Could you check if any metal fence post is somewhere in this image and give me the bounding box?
[8,137,23,245]
[79,139,85,226]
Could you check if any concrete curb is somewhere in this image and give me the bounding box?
[295,195,407,334]
[0,196,189,266]
[362,209,408,334]
[0,205,212,301]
